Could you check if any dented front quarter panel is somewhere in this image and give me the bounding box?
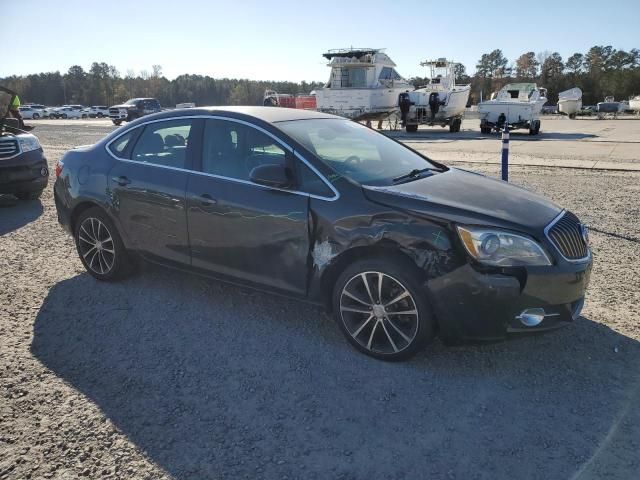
[306,180,466,305]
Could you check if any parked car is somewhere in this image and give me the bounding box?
[54,107,592,361]
[84,105,109,118]
[109,98,161,125]
[51,106,87,119]
[1,89,49,200]
[18,105,44,119]
[577,106,596,116]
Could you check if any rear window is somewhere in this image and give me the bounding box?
[108,129,138,157]
[130,119,192,169]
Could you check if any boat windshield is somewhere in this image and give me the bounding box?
[278,119,443,186]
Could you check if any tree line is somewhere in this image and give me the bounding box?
[2,45,639,108]
[0,62,324,107]
[426,45,640,106]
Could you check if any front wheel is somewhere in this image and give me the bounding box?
[332,258,436,361]
[97,112,103,118]
[32,113,40,120]
[62,113,68,119]
[112,120,122,126]
[74,207,134,281]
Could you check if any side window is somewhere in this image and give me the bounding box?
[296,160,334,198]
[108,129,138,157]
[202,119,287,181]
[131,120,192,169]
[379,67,392,80]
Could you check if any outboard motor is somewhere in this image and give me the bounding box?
[428,92,440,120]
[497,112,507,130]
[398,92,411,126]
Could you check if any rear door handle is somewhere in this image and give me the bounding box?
[111,175,131,186]
[200,193,217,206]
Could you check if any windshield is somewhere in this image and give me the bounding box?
[124,99,139,105]
[277,119,441,186]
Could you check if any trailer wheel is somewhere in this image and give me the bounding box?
[405,124,418,133]
[529,120,541,135]
[480,126,491,134]
[449,118,461,133]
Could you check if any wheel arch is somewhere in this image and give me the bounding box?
[318,244,426,309]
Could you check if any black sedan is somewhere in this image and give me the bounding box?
[54,107,592,360]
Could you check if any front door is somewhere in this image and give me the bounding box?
[186,118,310,294]
[108,118,194,265]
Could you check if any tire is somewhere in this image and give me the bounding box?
[97,112,103,118]
[449,118,461,133]
[32,113,40,120]
[405,124,418,133]
[82,114,88,119]
[113,120,122,126]
[74,207,133,281]
[62,113,68,119]
[15,190,43,201]
[535,120,541,134]
[332,258,436,361]
[480,126,491,134]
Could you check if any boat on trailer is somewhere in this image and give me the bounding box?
[596,96,620,119]
[477,83,547,135]
[399,58,470,133]
[557,87,582,119]
[629,95,640,114]
[314,48,412,122]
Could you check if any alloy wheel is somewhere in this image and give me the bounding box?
[339,271,419,355]
[77,217,116,275]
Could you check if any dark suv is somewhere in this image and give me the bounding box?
[109,98,161,126]
[0,87,49,200]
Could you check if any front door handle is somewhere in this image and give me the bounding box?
[111,175,131,186]
[200,193,217,206]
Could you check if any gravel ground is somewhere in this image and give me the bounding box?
[1,123,639,480]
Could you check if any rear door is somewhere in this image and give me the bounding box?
[108,118,194,265]
[185,118,310,294]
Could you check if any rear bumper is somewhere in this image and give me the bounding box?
[0,150,49,194]
[427,256,592,343]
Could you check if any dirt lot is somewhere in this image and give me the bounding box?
[1,120,640,479]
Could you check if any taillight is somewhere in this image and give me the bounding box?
[55,160,64,177]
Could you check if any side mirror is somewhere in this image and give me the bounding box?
[249,163,292,189]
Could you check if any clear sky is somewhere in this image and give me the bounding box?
[3,0,639,82]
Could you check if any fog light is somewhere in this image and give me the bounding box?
[516,308,546,327]
[41,167,48,176]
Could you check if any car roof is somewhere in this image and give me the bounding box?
[150,106,340,124]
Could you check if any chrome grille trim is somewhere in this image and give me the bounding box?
[544,210,590,263]
[0,138,20,159]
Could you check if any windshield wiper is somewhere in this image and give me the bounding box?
[392,168,433,184]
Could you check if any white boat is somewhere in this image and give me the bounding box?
[315,48,412,121]
[399,58,470,133]
[629,95,640,113]
[557,87,582,119]
[477,83,547,134]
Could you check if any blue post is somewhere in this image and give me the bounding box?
[501,122,509,181]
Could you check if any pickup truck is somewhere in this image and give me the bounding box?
[108,98,161,125]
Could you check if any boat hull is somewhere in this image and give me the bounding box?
[477,100,543,124]
[315,86,408,121]
[558,99,582,116]
[629,98,640,112]
[405,86,470,124]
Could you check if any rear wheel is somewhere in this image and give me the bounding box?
[97,112,104,118]
[62,113,68,119]
[74,207,133,281]
[32,113,40,120]
[112,120,122,126]
[405,124,418,133]
[332,258,436,361]
[15,190,43,201]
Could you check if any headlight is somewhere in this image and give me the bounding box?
[18,134,41,153]
[457,226,551,266]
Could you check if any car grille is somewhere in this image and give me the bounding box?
[546,211,589,260]
[109,108,120,116]
[0,138,19,159]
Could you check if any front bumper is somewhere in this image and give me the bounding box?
[427,256,592,343]
[0,150,49,194]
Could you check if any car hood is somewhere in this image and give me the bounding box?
[110,104,135,109]
[363,168,562,233]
